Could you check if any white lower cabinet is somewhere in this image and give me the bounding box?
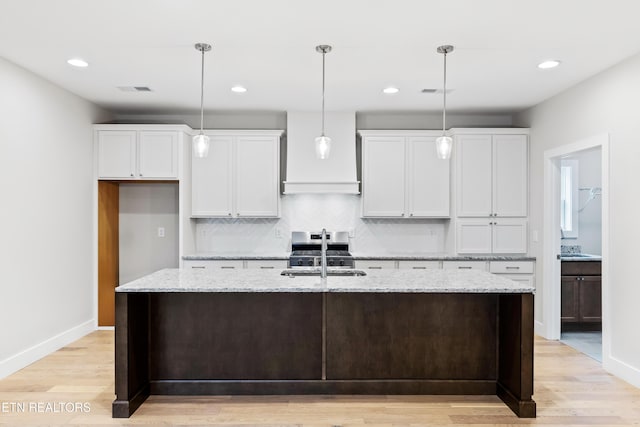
[355,260,397,270]
[442,261,488,271]
[456,218,527,254]
[183,260,244,270]
[245,260,288,270]
[397,260,441,270]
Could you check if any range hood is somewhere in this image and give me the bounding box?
[283,111,360,194]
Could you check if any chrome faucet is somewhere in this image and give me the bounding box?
[321,228,328,283]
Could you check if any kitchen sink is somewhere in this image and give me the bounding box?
[281,268,367,277]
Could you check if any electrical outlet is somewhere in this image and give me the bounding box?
[348,229,355,238]
[158,227,165,238]
[532,230,539,243]
[275,228,282,238]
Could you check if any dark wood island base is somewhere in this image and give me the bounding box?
[113,292,535,418]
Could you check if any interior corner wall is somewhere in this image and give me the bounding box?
[514,52,640,386]
[0,56,112,378]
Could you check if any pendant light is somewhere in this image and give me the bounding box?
[193,43,212,158]
[435,45,454,160]
[315,45,332,160]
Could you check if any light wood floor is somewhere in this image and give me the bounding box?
[1,331,639,426]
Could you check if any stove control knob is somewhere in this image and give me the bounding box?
[329,260,334,266]
[297,260,303,266]
[340,260,345,266]
[308,260,314,266]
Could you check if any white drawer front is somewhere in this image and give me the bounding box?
[489,261,534,274]
[245,260,288,270]
[356,260,397,270]
[442,261,488,271]
[398,260,441,270]
[183,260,244,270]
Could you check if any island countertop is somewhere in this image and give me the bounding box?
[116,268,535,294]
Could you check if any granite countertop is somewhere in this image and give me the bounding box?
[560,254,602,261]
[116,268,535,294]
[183,253,535,261]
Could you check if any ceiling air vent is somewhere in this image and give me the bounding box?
[117,86,153,92]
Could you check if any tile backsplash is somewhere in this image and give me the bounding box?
[561,244,582,254]
[195,194,448,255]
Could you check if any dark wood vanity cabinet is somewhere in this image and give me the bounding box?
[561,261,602,324]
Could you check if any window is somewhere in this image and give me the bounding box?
[560,159,579,238]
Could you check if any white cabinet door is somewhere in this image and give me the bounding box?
[457,135,492,217]
[456,219,492,254]
[98,131,136,179]
[138,131,178,179]
[407,137,450,217]
[235,136,279,217]
[492,218,527,254]
[493,135,527,217]
[362,137,405,217]
[191,136,233,217]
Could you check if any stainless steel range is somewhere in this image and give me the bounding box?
[289,231,354,268]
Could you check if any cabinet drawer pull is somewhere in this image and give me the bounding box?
[191,266,206,269]
[220,266,236,269]
[506,266,520,270]
[458,266,473,269]
[368,266,383,269]
[260,266,275,269]
[412,266,427,269]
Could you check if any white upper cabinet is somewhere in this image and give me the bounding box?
[456,132,528,217]
[235,136,280,217]
[362,136,406,217]
[360,131,450,218]
[191,131,282,218]
[191,136,233,217]
[97,129,179,180]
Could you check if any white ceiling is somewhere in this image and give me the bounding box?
[1,0,640,115]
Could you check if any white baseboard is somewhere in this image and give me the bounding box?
[97,326,114,331]
[603,354,640,389]
[0,319,95,379]
[534,320,546,338]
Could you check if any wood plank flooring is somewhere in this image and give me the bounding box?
[1,331,639,425]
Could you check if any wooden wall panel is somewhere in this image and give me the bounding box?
[98,181,119,326]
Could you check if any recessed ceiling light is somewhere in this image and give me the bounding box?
[231,85,247,93]
[383,87,399,94]
[67,58,88,68]
[538,60,561,69]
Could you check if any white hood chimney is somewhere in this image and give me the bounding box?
[283,111,360,194]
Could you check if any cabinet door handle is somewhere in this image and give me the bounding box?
[220,266,236,269]
[458,266,473,270]
[409,213,414,217]
[368,266,383,269]
[130,173,134,177]
[506,266,520,270]
[191,266,206,269]
[260,266,274,269]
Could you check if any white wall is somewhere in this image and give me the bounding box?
[195,194,448,255]
[0,57,111,377]
[561,147,602,255]
[119,183,179,284]
[515,52,640,386]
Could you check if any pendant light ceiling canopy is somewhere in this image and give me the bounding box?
[435,45,454,160]
[315,44,332,160]
[193,42,212,158]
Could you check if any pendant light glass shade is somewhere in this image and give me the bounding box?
[193,133,210,158]
[193,43,212,158]
[436,45,454,160]
[315,135,332,159]
[315,45,332,160]
[436,135,453,160]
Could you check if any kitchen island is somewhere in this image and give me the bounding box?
[113,269,535,418]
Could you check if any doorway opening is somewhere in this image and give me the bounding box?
[542,134,609,364]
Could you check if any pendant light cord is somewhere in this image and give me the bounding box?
[200,47,205,135]
[442,50,447,134]
[321,49,326,136]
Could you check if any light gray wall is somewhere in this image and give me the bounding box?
[112,111,286,129]
[119,184,179,284]
[0,57,112,376]
[356,111,513,129]
[515,51,640,386]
